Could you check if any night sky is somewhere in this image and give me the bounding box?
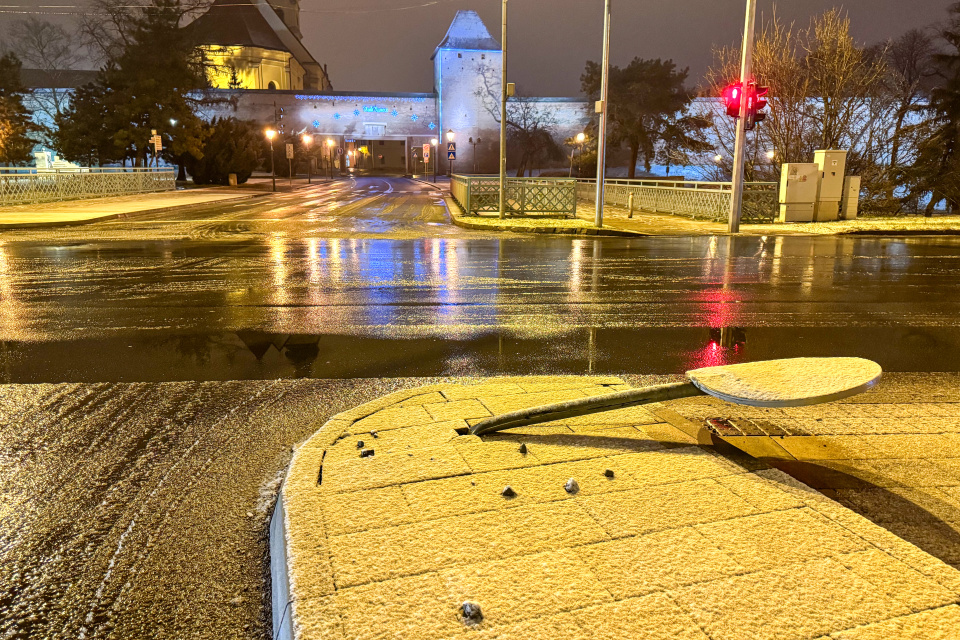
[301,0,953,95]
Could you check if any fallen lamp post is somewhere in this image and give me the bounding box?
[470,357,882,436]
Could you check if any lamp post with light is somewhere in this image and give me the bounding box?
[265,128,277,192]
[302,134,313,184]
[325,139,335,180]
[576,132,586,177]
[446,129,455,177]
[468,136,482,173]
[430,137,439,182]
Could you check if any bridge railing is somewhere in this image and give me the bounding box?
[576,178,779,223]
[0,167,176,206]
[450,175,577,217]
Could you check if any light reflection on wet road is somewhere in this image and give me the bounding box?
[3,177,960,638]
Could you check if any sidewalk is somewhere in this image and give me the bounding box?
[0,186,268,229]
[273,375,960,640]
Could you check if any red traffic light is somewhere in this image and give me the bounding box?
[722,83,743,119]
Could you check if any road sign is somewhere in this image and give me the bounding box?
[447,142,456,152]
[337,147,344,156]
[448,151,456,160]
[285,143,294,160]
[422,143,431,163]
[150,134,162,152]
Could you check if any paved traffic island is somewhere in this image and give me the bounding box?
[272,377,960,640]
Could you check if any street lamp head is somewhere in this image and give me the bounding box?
[170,119,177,126]
[766,150,775,160]
[446,129,455,142]
[302,134,313,145]
[714,154,723,164]
[265,128,277,140]
[576,132,586,143]
[326,138,334,147]
[431,137,438,146]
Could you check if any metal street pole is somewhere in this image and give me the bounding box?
[728,0,757,234]
[498,0,508,219]
[594,0,612,228]
[270,140,276,192]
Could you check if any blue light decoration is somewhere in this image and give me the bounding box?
[353,109,361,116]
[333,113,341,120]
[428,122,437,130]
[390,109,399,117]
[364,106,388,113]
[411,114,419,122]
[312,119,320,128]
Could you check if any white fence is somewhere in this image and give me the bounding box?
[576,178,778,223]
[0,167,176,206]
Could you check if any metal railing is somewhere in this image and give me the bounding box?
[0,167,176,206]
[576,178,779,223]
[450,174,578,217]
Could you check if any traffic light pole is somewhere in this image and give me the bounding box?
[498,0,508,219]
[728,0,757,234]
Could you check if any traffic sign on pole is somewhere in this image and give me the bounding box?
[286,143,294,160]
[448,151,456,160]
[447,142,456,152]
[422,143,431,163]
[337,147,344,156]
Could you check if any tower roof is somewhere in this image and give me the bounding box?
[433,10,501,56]
[186,0,289,52]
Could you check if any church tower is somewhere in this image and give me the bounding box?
[268,0,302,40]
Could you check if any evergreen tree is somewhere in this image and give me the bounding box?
[184,118,261,185]
[54,74,119,166]
[904,3,960,213]
[0,53,38,165]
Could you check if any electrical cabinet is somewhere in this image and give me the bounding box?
[778,163,820,223]
[841,176,861,220]
[814,150,848,221]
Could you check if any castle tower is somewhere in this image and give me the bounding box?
[432,11,502,173]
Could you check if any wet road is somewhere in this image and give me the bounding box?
[0,177,959,381]
[4,177,960,638]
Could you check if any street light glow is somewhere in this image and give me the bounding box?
[766,150,776,160]
[302,134,313,145]
[446,129,455,142]
[431,138,438,146]
[265,129,277,140]
[326,138,334,147]
[576,132,585,143]
[714,154,723,164]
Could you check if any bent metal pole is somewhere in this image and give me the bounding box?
[594,0,612,228]
[728,0,757,234]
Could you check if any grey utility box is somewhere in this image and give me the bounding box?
[814,150,848,221]
[841,176,861,220]
[779,163,820,222]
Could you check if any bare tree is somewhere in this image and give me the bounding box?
[79,0,210,64]
[5,17,81,133]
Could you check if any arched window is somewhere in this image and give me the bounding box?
[267,81,277,90]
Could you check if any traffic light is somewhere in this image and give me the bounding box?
[749,85,769,130]
[722,82,743,119]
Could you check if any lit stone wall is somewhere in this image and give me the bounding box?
[202,46,305,91]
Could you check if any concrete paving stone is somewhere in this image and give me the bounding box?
[878,521,960,566]
[425,399,493,422]
[323,421,464,464]
[556,405,661,430]
[478,389,590,415]
[439,382,527,402]
[577,527,743,599]
[576,385,622,398]
[776,436,879,460]
[320,486,416,536]
[888,486,960,522]
[327,509,518,588]
[837,548,958,613]
[321,443,471,494]
[579,478,758,538]
[694,508,869,572]
[441,612,585,640]
[521,428,669,465]
[334,572,462,640]
[610,446,743,488]
[500,500,610,553]
[829,605,960,639]
[349,404,435,433]
[714,472,806,512]
[438,550,613,627]
[572,593,711,640]
[336,386,445,422]
[484,425,575,441]
[940,485,960,505]
[514,376,623,393]
[399,392,448,406]
[635,421,700,446]
[454,439,545,473]
[292,595,346,640]
[932,458,960,482]
[858,433,960,459]
[719,435,795,460]
[672,557,911,640]
[833,487,954,526]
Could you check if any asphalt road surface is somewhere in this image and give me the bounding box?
[4,177,960,638]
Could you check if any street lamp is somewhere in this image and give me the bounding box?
[468,136,482,173]
[326,138,335,179]
[576,132,586,178]
[446,129,455,177]
[431,137,439,182]
[265,128,277,192]
[302,134,313,184]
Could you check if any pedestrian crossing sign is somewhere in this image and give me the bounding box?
[447,151,456,160]
[447,142,456,152]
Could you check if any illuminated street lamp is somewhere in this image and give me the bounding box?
[265,128,277,192]
[576,132,586,178]
[446,129,455,177]
[302,134,313,184]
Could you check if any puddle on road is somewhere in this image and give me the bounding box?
[1,325,958,383]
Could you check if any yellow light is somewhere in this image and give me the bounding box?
[446,129,455,142]
[576,132,586,143]
[265,129,277,140]
[326,138,334,147]
[431,138,438,146]
[302,134,313,145]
